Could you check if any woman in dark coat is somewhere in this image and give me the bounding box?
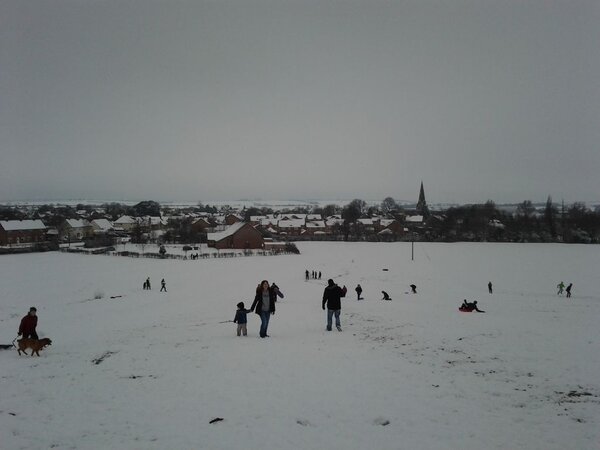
[251,280,277,338]
[18,307,38,339]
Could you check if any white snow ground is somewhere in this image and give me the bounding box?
[1,242,599,450]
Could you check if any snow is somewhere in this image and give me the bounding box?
[206,222,247,242]
[0,219,46,231]
[66,219,90,228]
[1,242,599,450]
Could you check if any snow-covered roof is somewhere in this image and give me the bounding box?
[114,215,136,224]
[406,215,424,223]
[379,219,395,227]
[0,219,47,231]
[66,219,90,228]
[280,214,307,220]
[357,218,374,226]
[137,216,165,226]
[91,219,113,232]
[306,214,322,221]
[260,218,278,226]
[306,221,326,228]
[326,217,344,226]
[207,222,247,242]
[278,219,305,228]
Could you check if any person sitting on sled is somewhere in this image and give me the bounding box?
[459,300,485,313]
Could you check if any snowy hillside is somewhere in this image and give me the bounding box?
[1,242,599,450]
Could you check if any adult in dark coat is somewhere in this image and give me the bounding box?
[19,307,39,339]
[322,279,347,331]
[251,280,277,338]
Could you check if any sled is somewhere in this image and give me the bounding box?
[0,338,16,350]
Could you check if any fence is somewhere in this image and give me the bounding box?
[61,247,297,259]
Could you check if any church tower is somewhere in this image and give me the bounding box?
[416,181,430,218]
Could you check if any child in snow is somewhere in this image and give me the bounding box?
[410,284,417,294]
[160,278,167,292]
[271,283,285,301]
[355,284,363,300]
[566,283,573,298]
[381,291,391,301]
[557,281,565,295]
[488,281,493,294]
[233,302,252,336]
[459,300,485,313]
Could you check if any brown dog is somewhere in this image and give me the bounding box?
[17,338,52,356]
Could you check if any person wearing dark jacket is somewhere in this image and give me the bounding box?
[566,283,573,298]
[251,280,277,338]
[355,284,363,300]
[233,302,251,336]
[322,279,347,331]
[19,307,39,339]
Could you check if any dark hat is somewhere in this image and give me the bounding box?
[328,279,334,286]
[237,302,244,309]
[29,307,37,312]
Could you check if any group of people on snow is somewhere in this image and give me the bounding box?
[305,270,322,280]
[142,277,167,292]
[557,281,573,298]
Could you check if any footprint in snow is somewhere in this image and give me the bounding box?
[373,417,390,426]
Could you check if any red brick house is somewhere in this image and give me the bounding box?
[207,222,264,249]
[224,214,242,226]
[0,220,47,245]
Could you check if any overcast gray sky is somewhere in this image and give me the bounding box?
[1,0,599,204]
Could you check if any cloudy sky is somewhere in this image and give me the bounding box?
[1,0,599,204]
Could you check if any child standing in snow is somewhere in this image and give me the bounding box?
[234,302,251,336]
[566,283,573,298]
[557,281,565,295]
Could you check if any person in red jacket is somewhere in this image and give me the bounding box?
[18,307,39,339]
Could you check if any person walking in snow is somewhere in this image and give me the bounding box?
[160,278,167,292]
[557,281,565,296]
[355,284,363,300]
[305,270,310,281]
[381,291,391,300]
[322,279,347,331]
[18,307,39,339]
[488,281,493,294]
[251,280,277,338]
[410,284,417,294]
[566,283,573,298]
[233,302,251,336]
[318,271,322,280]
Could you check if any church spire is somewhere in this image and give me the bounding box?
[416,181,430,218]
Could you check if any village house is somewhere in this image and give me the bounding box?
[206,222,264,249]
[91,218,114,234]
[190,217,213,234]
[305,220,327,235]
[277,218,305,236]
[62,219,94,241]
[113,215,137,232]
[224,214,243,225]
[0,220,47,246]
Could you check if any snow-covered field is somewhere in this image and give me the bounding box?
[1,242,599,450]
